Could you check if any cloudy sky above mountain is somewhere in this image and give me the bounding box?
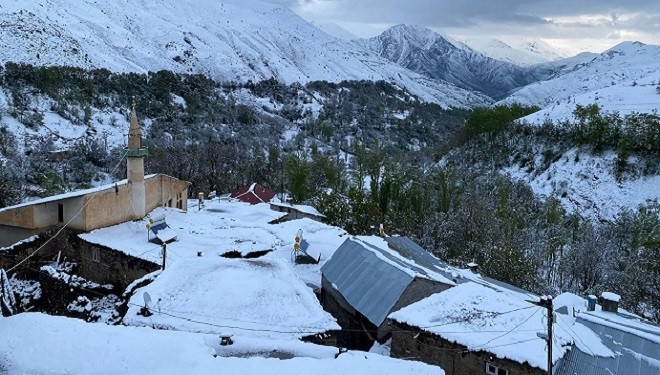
[270,0,659,54]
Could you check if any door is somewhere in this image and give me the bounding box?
[58,204,64,223]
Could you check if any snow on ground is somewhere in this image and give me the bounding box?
[0,313,444,375]
[122,257,340,340]
[520,72,660,125]
[80,199,348,287]
[500,41,659,109]
[389,282,613,372]
[503,148,660,221]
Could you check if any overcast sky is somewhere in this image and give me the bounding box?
[271,0,659,55]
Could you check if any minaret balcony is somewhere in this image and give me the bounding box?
[124,148,149,158]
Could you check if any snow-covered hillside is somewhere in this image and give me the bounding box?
[504,148,660,221]
[360,24,544,98]
[0,0,489,108]
[520,72,660,124]
[500,41,660,111]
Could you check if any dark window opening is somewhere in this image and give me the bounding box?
[91,248,101,262]
[58,204,64,223]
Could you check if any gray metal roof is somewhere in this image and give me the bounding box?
[321,238,416,326]
[384,236,456,281]
[385,236,535,299]
[554,313,660,375]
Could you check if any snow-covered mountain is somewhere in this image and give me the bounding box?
[0,0,490,108]
[459,38,556,67]
[500,41,660,120]
[360,24,544,99]
[316,22,358,41]
[506,38,567,63]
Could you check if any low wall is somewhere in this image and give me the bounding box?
[0,229,159,290]
[390,321,544,375]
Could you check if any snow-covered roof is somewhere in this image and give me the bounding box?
[0,313,445,375]
[270,202,326,218]
[79,200,347,288]
[555,308,660,374]
[389,283,613,371]
[0,174,159,213]
[123,256,340,340]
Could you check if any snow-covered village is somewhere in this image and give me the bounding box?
[0,1,659,374]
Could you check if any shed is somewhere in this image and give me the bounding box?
[229,183,276,205]
[320,237,455,349]
[269,202,326,222]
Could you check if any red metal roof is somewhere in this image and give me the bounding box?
[229,183,277,205]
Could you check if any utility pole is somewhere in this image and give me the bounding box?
[533,295,554,375]
[161,243,167,271]
[279,159,284,202]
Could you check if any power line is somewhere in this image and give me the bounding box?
[471,307,542,350]
[7,154,127,273]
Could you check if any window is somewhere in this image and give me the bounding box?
[91,248,101,262]
[485,363,508,375]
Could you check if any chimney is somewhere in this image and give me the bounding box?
[467,262,479,274]
[586,295,597,311]
[600,292,620,313]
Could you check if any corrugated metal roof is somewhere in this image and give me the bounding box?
[384,236,536,300]
[321,239,414,326]
[554,314,660,375]
[384,236,455,281]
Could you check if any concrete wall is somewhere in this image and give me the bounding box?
[0,174,190,246]
[83,183,134,231]
[147,174,189,212]
[0,205,35,228]
[0,225,44,248]
[390,321,544,375]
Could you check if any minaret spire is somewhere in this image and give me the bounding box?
[126,97,147,219]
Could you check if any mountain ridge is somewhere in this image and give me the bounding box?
[0,0,491,108]
[360,24,546,99]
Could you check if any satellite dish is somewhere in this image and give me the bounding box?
[143,292,152,308]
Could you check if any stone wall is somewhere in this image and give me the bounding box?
[0,229,159,290]
[379,277,453,341]
[390,321,544,375]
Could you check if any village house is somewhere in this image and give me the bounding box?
[0,103,189,247]
[229,183,276,205]
[388,282,567,375]
[320,236,457,350]
[320,235,543,350]
[553,292,660,375]
[269,202,326,222]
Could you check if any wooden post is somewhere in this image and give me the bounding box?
[162,243,167,271]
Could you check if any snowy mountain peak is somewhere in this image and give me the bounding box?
[459,37,566,67]
[361,24,543,99]
[380,24,450,50]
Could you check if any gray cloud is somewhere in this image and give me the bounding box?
[267,0,659,52]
